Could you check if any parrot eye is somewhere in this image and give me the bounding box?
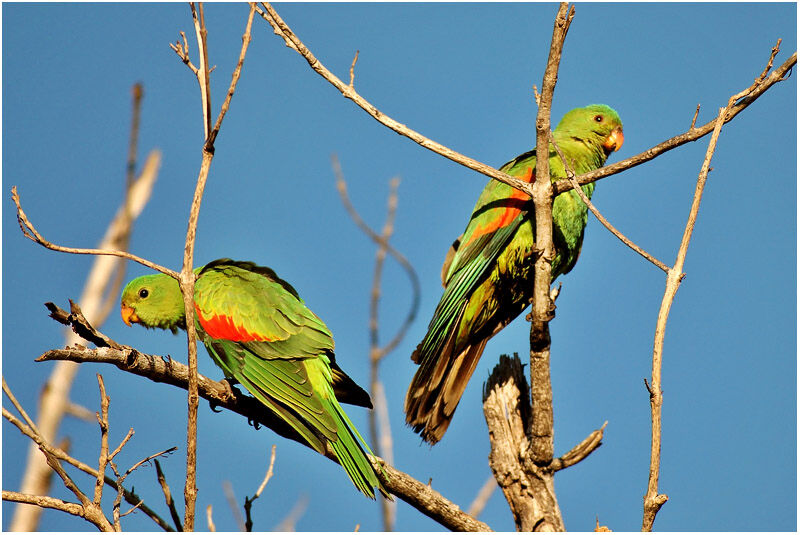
[594,115,603,122]
[138,288,149,299]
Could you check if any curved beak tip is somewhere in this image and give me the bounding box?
[120,305,135,327]
[604,129,624,152]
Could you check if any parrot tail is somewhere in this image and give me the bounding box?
[305,359,389,500]
[404,305,489,444]
[326,394,390,500]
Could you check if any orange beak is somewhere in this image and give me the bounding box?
[603,128,624,153]
[120,305,139,327]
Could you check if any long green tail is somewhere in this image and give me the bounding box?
[207,339,387,498]
[305,358,389,499]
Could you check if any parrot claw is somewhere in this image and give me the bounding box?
[218,378,241,402]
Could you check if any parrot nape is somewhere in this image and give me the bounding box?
[120,258,387,498]
[405,104,624,445]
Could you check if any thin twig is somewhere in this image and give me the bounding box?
[349,50,359,88]
[110,446,178,531]
[206,504,216,531]
[3,377,40,432]
[690,104,700,130]
[331,155,420,356]
[93,375,111,506]
[244,444,277,531]
[190,2,212,139]
[272,494,309,531]
[109,428,135,462]
[223,480,246,531]
[555,44,795,194]
[155,459,183,532]
[467,475,497,518]
[207,3,256,149]
[550,422,607,472]
[255,2,796,210]
[64,401,96,423]
[641,40,786,532]
[3,401,174,531]
[550,134,670,273]
[169,31,199,74]
[11,184,174,279]
[255,2,534,197]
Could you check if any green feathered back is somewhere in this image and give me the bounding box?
[121,259,385,498]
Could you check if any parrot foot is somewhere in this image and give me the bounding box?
[219,378,241,400]
[208,378,241,413]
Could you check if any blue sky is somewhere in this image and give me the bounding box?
[3,3,796,532]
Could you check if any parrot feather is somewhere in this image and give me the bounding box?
[405,104,624,444]
[121,258,386,498]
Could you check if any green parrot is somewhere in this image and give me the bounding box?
[120,258,387,499]
[405,104,624,444]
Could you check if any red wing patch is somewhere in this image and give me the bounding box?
[195,304,277,342]
[464,167,532,247]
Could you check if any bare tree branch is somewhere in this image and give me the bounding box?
[93,375,111,506]
[332,156,421,349]
[244,444,277,531]
[255,2,533,197]
[222,480,246,531]
[640,41,787,531]
[273,494,309,531]
[467,475,497,519]
[2,391,113,530]
[482,354,562,531]
[171,4,255,529]
[3,406,173,530]
[555,45,795,194]
[206,504,216,531]
[36,303,489,532]
[527,3,573,473]
[207,3,256,149]
[375,460,492,532]
[3,490,85,519]
[11,182,173,278]
[550,135,671,273]
[155,459,183,532]
[332,156,422,530]
[256,4,794,211]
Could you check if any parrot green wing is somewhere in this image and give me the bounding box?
[193,259,385,498]
[442,149,537,283]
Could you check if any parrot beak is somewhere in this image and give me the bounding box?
[603,128,624,153]
[120,305,139,327]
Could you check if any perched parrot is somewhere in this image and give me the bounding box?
[405,104,624,444]
[120,258,387,498]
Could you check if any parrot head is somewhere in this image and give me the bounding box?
[120,273,185,334]
[555,104,624,156]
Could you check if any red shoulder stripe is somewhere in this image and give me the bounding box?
[463,167,532,247]
[195,304,277,342]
